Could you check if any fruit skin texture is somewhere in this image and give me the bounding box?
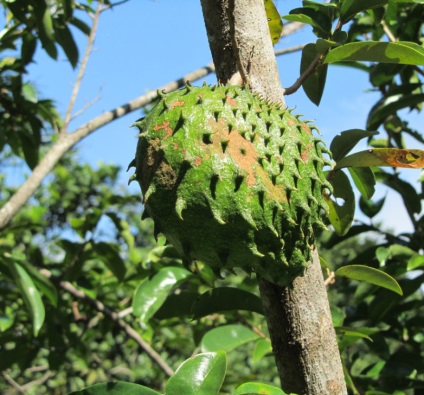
[130,85,332,286]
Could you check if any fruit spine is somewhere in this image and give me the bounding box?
[129,84,332,286]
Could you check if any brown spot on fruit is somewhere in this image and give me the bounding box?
[302,123,311,135]
[226,96,238,107]
[301,144,312,162]
[173,142,179,150]
[193,156,202,166]
[154,121,173,139]
[171,100,185,109]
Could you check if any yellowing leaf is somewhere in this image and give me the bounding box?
[335,148,424,170]
[264,0,283,45]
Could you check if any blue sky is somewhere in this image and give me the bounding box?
[18,0,424,233]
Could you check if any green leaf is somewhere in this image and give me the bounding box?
[283,7,332,37]
[21,31,37,66]
[324,41,424,65]
[335,148,424,170]
[234,382,289,395]
[330,129,377,162]
[165,352,226,395]
[132,266,191,324]
[70,17,91,36]
[359,195,385,219]
[252,339,272,362]
[264,0,283,45]
[336,265,403,295]
[22,83,38,103]
[348,167,375,200]
[335,327,373,342]
[68,382,161,395]
[191,287,264,320]
[93,242,127,282]
[407,255,424,271]
[0,306,14,332]
[340,0,388,23]
[325,170,355,236]
[154,291,199,319]
[7,259,45,336]
[201,324,260,352]
[54,24,79,68]
[300,43,328,105]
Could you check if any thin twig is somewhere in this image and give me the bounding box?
[39,269,174,377]
[62,2,102,135]
[1,371,25,394]
[274,44,305,57]
[324,271,336,287]
[20,371,52,391]
[283,53,323,95]
[381,20,397,42]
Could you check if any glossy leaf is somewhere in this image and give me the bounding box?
[252,339,272,362]
[336,265,403,295]
[330,129,377,162]
[407,255,424,271]
[324,41,424,65]
[340,0,388,23]
[335,148,424,170]
[192,287,264,320]
[165,352,226,395]
[234,382,289,395]
[325,170,355,236]
[300,43,328,105]
[201,324,260,352]
[7,260,45,336]
[264,0,283,45]
[348,167,375,200]
[132,266,191,324]
[69,382,161,395]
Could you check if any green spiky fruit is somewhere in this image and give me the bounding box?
[129,85,332,286]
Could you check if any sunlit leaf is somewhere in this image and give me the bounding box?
[132,266,191,324]
[324,42,424,65]
[68,382,161,395]
[234,382,289,395]
[7,259,45,336]
[407,255,424,271]
[300,43,328,105]
[192,287,263,319]
[340,0,388,23]
[264,0,283,45]
[348,167,375,200]
[325,170,355,236]
[201,325,260,352]
[335,148,424,170]
[335,327,373,342]
[336,265,403,295]
[165,352,226,395]
[252,339,272,362]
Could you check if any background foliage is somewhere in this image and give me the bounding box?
[0,0,423,394]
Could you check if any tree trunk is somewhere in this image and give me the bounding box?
[200,1,347,394]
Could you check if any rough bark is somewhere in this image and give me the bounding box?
[200,1,347,394]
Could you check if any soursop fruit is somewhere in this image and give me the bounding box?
[129,84,332,286]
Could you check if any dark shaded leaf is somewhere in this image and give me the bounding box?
[300,43,328,105]
[54,24,79,68]
[340,0,388,23]
[359,195,386,218]
[330,129,377,162]
[93,242,127,282]
[192,287,263,319]
[325,170,355,236]
[154,291,199,319]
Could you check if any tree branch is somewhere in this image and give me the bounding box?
[0,63,214,230]
[62,1,101,135]
[39,269,174,377]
